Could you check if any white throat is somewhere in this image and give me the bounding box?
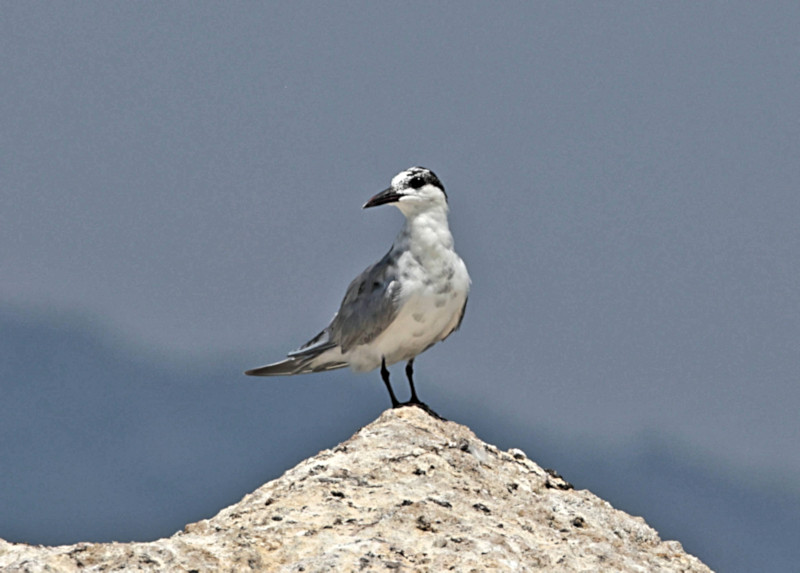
[394,203,454,258]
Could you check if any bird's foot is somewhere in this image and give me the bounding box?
[393,399,447,421]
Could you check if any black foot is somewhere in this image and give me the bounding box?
[393,399,447,421]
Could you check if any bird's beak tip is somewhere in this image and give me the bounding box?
[363,187,400,209]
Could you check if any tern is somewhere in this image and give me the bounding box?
[245,167,470,414]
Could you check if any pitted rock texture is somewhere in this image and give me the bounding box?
[0,407,712,572]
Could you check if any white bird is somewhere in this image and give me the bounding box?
[245,167,470,413]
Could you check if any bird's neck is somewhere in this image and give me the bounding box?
[395,206,454,258]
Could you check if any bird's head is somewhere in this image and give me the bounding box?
[363,167,447,217]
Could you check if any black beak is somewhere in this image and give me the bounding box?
[363,187,402,209]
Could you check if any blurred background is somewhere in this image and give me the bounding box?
[2,3,798,571]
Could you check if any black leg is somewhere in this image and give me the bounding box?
[405,358,421,404]
[380,358,445,420]
[381,357,401,408]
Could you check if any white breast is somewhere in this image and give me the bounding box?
[345,254,469,372]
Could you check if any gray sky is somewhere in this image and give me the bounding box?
[3,0,799,548]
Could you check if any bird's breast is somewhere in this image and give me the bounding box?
[345,253,468,371]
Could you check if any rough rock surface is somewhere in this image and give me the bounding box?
[1,407,712,572]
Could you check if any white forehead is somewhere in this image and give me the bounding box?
[391,170,411,188]
[391,167,428,188]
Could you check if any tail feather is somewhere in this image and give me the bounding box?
[287,328,335,358]
[244,358,307,376]
[244,349,347,377]
[246,328,347,377]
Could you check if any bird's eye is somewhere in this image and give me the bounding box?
[408,176,425,189]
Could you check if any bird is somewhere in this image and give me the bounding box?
[245,166,470,414]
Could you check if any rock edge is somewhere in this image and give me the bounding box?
[0,407,713,572]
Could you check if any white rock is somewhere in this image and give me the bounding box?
[0,407,713,572]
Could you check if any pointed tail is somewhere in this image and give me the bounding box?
[244,348,348,377]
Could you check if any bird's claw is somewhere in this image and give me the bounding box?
[392,400,447,421]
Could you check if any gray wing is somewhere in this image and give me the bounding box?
[244,249,400,377]
[329,249,401,353]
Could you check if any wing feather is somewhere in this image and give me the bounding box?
[246,249,402,376]
[329,250,401,353]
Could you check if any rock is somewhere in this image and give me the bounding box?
[0,407,712,572]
